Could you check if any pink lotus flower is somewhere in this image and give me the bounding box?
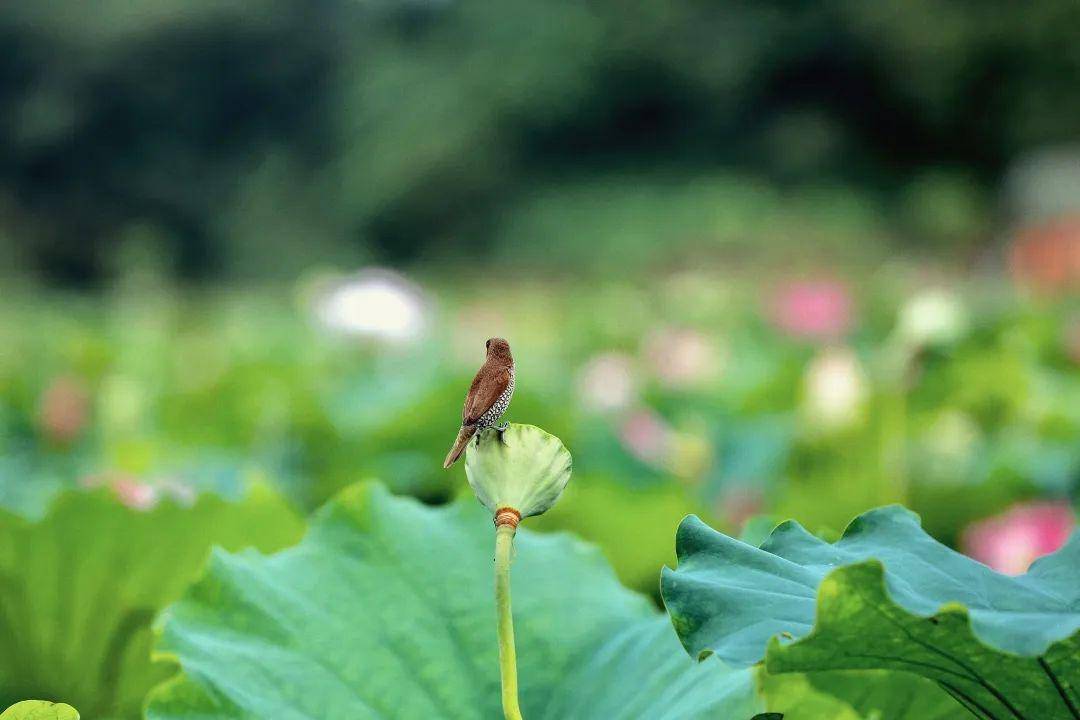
[768,279,853,340]
[962,501,1075,575]
[618,409,674,467]
[81,472,193,510]
[80,473,160,511]
[112,478,160,511]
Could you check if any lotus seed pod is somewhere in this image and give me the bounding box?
[0,700,80,719]
[464,423,572,521]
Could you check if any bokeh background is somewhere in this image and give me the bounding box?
[2,1,1080,602]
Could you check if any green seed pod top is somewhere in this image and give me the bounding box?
[1,700,80,719]
[464,423,572,521]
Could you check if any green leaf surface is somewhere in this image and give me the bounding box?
[761,671,963,720]
[662,505,1080,719]
[0,701,79,720]
[147,483,760,720]
[0,486,303,719]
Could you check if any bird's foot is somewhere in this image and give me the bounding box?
[496,422,509,444]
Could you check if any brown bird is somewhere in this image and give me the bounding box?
[443,337,515,468]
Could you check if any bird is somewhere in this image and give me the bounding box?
[443,337,515,468]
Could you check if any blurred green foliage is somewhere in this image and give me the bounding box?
[0,485,302,718]
[1,275,1076,596]
[2,1,1079,282]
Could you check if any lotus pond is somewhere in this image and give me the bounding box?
[0,273,1077,719]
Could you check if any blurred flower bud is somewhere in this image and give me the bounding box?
[1008,215,1080,295]
[768,279,852,341]
[642,327,723,389]
[313,268,429,343]
[802,347,867,431]
[111,477,160,511]
[618,409,674,467]
[962,501,1075,575]
[717,485,764,531]
[665,431,712,480]
[895,289,968,347]
[37,376,88,445]
[918,410,981,484]
[577,353,638,413]
[464,424,572,520]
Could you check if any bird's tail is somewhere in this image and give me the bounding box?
[443,425,478,468]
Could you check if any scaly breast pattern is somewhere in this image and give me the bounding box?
[478,365,515,430]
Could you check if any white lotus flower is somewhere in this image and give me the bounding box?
[314,269,428,343]
[642,327,723,389]
[920,410,980,484]
[802,347,867,430]
[576,352,638,413]
[895,289,968,347]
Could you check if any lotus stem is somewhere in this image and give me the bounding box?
[494,516,523,720]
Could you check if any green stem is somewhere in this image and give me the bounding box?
[495,523,523,720]
[879,345,910,507]
[884,385,909,505]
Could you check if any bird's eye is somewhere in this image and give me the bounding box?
[486,340,491,349]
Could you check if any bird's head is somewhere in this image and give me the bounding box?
[485,337,513,363]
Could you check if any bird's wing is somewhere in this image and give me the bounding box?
[462,366,511,424]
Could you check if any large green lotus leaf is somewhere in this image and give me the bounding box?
[147,483,760,719]
[0,486,303,719]
[662,506,1080,719]
[0,701,79,720]
[760,671,963,720]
